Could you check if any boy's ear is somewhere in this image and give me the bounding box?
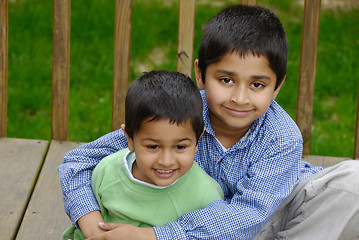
[195,127,206,149]
[201,126,206,138]
[121,124,134,151]
[194,59,205,90]
[272,75,286,100]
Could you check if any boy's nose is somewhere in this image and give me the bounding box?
[158,150,175,167]
[231,86,249,105]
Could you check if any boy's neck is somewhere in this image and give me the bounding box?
[131,160,150,183]
[210,113,249,149]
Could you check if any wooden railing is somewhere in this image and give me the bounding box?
[2,0,358,158]
[0,0,8,137]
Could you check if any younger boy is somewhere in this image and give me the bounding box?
[61,70,223,239]
[59,4,359,240]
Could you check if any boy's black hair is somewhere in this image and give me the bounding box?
[125,70,204,143]
[198,4,288,89]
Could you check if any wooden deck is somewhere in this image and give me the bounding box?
[0,137,352,239]
[0,138,82,240]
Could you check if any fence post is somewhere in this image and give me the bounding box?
[52,0,71,140]
[0,0,8,137]
[296,0,321,155]
[354,87,359,159]
[177,0,195,77]
[241,0,257,6]
[112,0,132,131]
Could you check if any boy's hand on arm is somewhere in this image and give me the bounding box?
[78,210,106,238]
[85,222,156,240]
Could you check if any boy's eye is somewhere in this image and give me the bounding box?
[147,145,159,150]
[251,82,264,88]
[220,77,233,84]
[175,145,186,150]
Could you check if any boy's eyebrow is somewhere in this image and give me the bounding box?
[177,138,194,142]
[140,138,160,142]
[216,69,236,76]
[253,75,271,80]
[216,69,272,80]
[141,137,194,143]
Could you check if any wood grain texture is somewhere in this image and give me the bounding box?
[303,154,351,168]
[296,0,321,155]
[112,0,132,131]
[176,0,195,77]
[15,140,83,240]
[354,88,359,159]
[52,0,71,140]
[0,0,8,137]
[0,138,48,240]
[241,0,257,6]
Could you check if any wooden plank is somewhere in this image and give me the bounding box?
[176,0,195,77]
[354,86,359,159]
[16,140,83,240]
[0,138,49,240]
[52,0,71,140]
[296,0,321,155]
[303,154,350,168]
[112,0,132,131]
[0,0,8,137]
[241,0,257,6]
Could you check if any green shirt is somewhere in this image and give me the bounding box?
[63,148,223,240]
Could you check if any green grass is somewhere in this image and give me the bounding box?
[7,0,359,158]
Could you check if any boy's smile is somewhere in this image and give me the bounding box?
[196,52,283,146]
[124,118,197,187]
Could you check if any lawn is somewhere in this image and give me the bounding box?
[7,0,359,158]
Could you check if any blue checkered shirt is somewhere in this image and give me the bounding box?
[59,90,322,239]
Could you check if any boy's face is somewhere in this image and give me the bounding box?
[124,118,197,187]
[195,52,284,138]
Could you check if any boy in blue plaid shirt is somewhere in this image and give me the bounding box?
[59,4,359,240]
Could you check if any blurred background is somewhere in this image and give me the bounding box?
[7,0,359,157]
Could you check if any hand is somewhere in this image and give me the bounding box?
[85,222,156,240]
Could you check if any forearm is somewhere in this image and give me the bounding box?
[58,129,128,224]
[64,184,102,225]
[153,199,277,239]
[78,210,106,238]
[154,143,303,239]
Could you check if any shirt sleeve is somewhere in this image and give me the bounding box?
[153,137,303,239]
[58,129,128,225]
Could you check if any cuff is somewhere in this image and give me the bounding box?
[153,222,187,240]
[65,186,101,227]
